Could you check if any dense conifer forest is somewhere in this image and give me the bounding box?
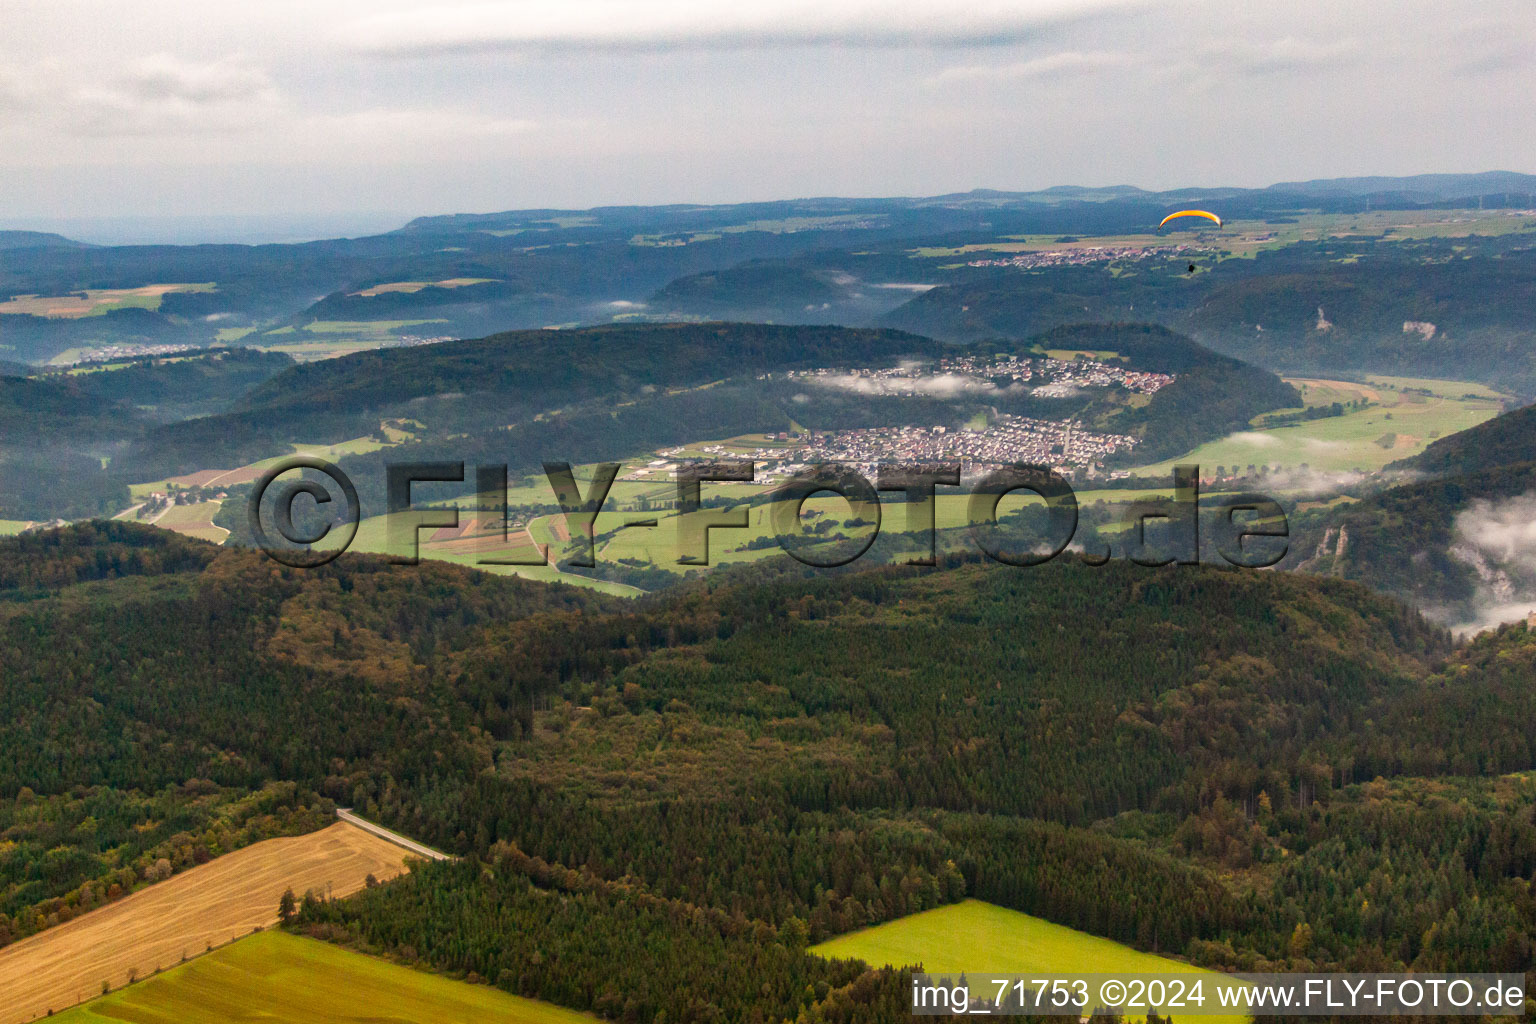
[2,522,1532,1021]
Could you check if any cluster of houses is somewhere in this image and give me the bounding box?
[964,242,1212,270]
[660,413,1139,485]
[136,487,228,519]
[1029,359,1172,395]
[56,342,199,365]
[383,333,456,350]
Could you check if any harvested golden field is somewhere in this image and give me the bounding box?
[0,822,415,1024]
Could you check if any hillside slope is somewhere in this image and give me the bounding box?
[1291,400,1536,627]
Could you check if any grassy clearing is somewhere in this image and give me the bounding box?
[812,899,1244,1024]
[50,930,596,1024]
[811,899,1204,974]
[0,519,33,536]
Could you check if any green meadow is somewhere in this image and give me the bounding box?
[53,930,598,1024]
[812,899,1245,1024]
[1132,376,1504,476]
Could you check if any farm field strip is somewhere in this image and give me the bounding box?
[50,931,597,1024]
[0,822,415,1024]
[151,499,229,544]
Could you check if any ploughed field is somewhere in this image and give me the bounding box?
[0,822,414,1024]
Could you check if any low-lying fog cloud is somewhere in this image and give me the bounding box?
[1445,491,1536,634]
[811,372,1029,399]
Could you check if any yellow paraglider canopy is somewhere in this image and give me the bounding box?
[1158,209,1222,230]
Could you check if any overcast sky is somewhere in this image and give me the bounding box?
[1,0,1532,234]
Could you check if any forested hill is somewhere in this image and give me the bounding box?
[238,322,939,415]
[114,322,944,482]
[0,374,145,445]
[6,523,1536,1018]
[0,230,87,250]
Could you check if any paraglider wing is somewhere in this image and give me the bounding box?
[1158,209,1222,230]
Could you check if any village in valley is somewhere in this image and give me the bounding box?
[666,414,1142,484]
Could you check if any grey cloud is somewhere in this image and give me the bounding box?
[66,55,279,137]
[346,0,1148,56]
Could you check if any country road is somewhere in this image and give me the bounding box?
[335,808,451,861]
